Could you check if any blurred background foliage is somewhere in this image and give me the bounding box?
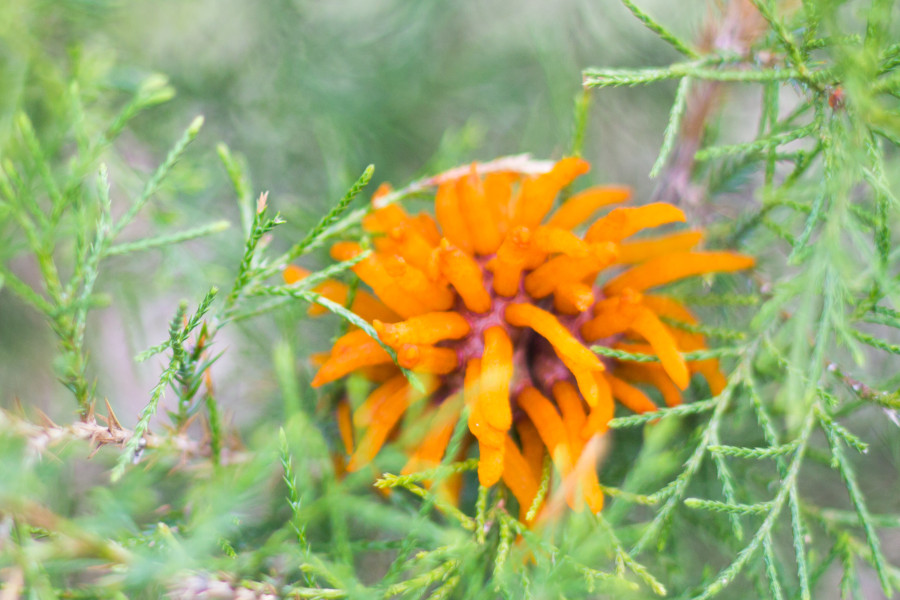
[2,0,900,598]
[0,0,704,421]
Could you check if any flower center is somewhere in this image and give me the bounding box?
[439,253,609,402]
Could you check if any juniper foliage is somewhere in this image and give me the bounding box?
[1,1,899,599]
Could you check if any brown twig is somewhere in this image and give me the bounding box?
[0,401,243,466]
[653,0,769,210]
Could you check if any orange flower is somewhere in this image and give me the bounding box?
[285,158,753,521]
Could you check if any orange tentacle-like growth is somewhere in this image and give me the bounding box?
[288,157,753,521]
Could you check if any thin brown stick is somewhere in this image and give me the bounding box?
[654,0,769,209]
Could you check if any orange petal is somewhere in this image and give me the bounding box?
[362,202,408,233]
[523,256,578,299]
[381,256,455,312]
[501,436,540,518]
[558,353,605,408]
[516,419,545,483]
[282,265,398,322]
[641,295,699,325]
[371,181,393,203]
[607,374,658,414]
[523,244,617,299]
[347,375,441,471]
[463,358,481,407]
[478,442,506,487]
[581,312,631,341]
[382,225,438,272]
[617,230,704,264]
[629,307,690,390]
[413,213,443,245]
[348,383,416,471]
[505,303,603,372]
[572,443,605,513]
[582,472,605,513]
[466,358,507,449]
[478,326,514,431]
[638,296,726,394]
[516,387,571,471]
[553,282,595,315]
[545,185,631,230]
[613,341,654,355]
[436,239,492,313]
[604,251,755,295]
[693,359,728,396]
[489,226,535,297]
[353,374,408,427]
[581,290,642,341]
[330,241,365,262]
[403,400,460,474]
[331,329,376,354]
[511,157,590,229]
[373,312,470,348]
[487,257,522,298]
[312,336,393,387]
[581,374,615,438]
[616,363,682,407]
[331,242,430,318]
[553,381,587,455]
[435,181,473,253]
[617,340,705,397]
[397,344,458,375]
[359,363,402,382]
[532,226,591,258]
[484,172,516,237]
[640,301,705,353]
[585,202,686,243]
[336,399,355,454]
[458,165,503,255]
[283,264,307,285]
[319,281,397,322]
[468,403,506,448]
